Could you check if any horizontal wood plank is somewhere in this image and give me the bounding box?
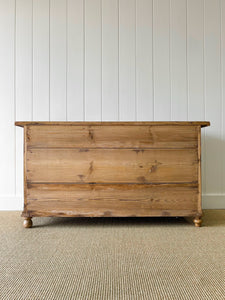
[26,183,199,216]
[23,209,199,218]
[15,121,210,127]
[26,125,199,148]
[26,148,198,183]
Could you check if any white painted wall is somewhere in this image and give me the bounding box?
[0,0,224,210]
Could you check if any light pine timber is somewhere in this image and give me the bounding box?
[15,121,210,127]
[26,184,199,216]
[26,148,198,183]
[25,125,199,149]
[15,121,210,227]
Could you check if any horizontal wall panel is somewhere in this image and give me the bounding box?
[26,125,198,149]
[26,148,198,183]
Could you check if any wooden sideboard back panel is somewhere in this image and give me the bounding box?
[15,121,210,226]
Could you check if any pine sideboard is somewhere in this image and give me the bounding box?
[15,121,210,228]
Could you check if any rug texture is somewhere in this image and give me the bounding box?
[0,210,224,300]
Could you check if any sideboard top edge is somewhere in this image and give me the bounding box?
[15,121,210,128]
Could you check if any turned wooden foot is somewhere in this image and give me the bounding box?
[193,216,202,227]
[23,217,33,228]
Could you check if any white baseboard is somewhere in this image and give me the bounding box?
[202,195,225,209]
[0,196,23,210]
[0,195,224,210]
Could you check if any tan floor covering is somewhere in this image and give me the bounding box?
[0,210,224,300]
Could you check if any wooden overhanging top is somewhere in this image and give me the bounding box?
[15,121,210,128]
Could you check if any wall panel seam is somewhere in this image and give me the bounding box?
[31,0,33,121]
[169,0,172,121]
[83,0,85,121]
[186,0,189,120]
[5,0,223,208]
[152,0,154,121]
[65,0,68,121]
[101,0,103,121]
[49,0,51,121]
[135,0,137,121]
[220,0,223,193]
[203,0,206,194]
[14,0,17,195]
[118,0,120,121]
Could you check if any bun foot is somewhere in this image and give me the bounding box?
[23,217,33,228]
[193,216,202,227]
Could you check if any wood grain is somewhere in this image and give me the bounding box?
[23,126,28,216]
[26,183,198,216]
[26,148,198,183]
[197,126,202,212]
[24,209,199,218]
[15,121,210,127]
[15,121,210,226]
[26,125,199,149]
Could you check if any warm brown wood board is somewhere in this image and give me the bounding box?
[27,148,198,183]
[26,125,199,149]
[27,184,199,216]
[15,121,210,228]
[15,121,210,127]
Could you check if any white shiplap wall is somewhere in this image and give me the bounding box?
[0,0,224,209]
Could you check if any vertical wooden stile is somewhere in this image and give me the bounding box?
[23,126,28,217]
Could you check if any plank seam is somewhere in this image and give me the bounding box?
[27,147,199,150]
[26,182,199,185]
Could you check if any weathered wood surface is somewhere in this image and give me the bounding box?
[26,125,198,149]
[197,126,202,212]
[26,148,198,183]
[25,209,199,218]
[15,121,210,127]
[14,122,210,226]
[27,183,198,213]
